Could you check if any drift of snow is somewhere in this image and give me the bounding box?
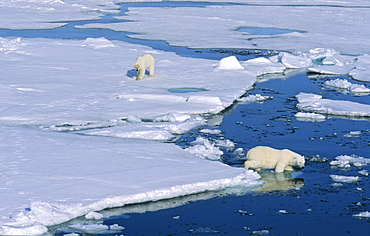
[215,56,244,70]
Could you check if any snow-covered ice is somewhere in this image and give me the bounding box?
[330,175,360,183]
[329,155,370,169]
[0,35,261,234]
[237,94,272,103]
[296,93,370,118]
[294,112,326,122]
[78,3,370,54]
[324,79,370,96]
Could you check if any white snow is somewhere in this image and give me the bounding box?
[215,56,244,70]
[296,93,370,118]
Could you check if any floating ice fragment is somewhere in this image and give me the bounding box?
[296,92,370,118]
[349,54,370,82]
[243,57,285,76]
[68,223,109,234]
[278,209,294,214]
[307,64,354,75]
[294,112,326,122]
[85,211,104,220]
[109,224,125,231]
[199,129,222,135]
[330,175,360,183]
[237,94,272,103]
[324,79,370,95]
[215,139,235,149]
[358,170,369,177]
[187,226,220,234]
[252,229,270,235]
[279,52,312,69]
[215,56,244,70]
[235,209,254,216]
[185,137,223,160]
[343,131,361,138]
[329,155,370,169]
[353,211,370,218]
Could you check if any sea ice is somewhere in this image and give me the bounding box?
[330,175,360,183]
[80,3,370,54]
[85,211,104,220]
[353,211,370,218]
[243,57,286,77]
[324,79,370,96]
[330,155,370,169]
[349,54,370,82]
[294,112,326,122]
[296,93,370,118]
[0,36,262,234]
[279,52,312,69]
[215,56,244,70]
[68,223,109,234]
[237,94,273,103]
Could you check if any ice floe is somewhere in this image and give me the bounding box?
[353,211,370,218]
[329,155,370,169]
[294,112,326,122]
[237,94,273,103]
[324,78,370,96]
[330,175,360,183]
[296,93,370,118]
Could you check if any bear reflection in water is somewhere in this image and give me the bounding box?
[253,171,304,192]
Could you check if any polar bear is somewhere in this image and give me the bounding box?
[244,146,305,173]
[133,53,155,81]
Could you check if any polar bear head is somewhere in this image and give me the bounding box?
[292,154,305,169]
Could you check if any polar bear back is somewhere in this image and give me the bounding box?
[245,146,305,172]
[246,146,281,168]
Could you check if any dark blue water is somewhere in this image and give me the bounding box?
[3,2,369,235]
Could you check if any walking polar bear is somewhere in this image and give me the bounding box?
[244,146,305,173]
[133,53,155,81]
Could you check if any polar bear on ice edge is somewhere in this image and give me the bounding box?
[133,53,155,81]
[244,146,305,173]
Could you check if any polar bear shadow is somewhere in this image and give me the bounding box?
[126,69,151,78]
[253,171,304,192]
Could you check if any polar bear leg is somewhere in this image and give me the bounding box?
[148,64,155,77]
[136,68,145,80]
[284,166,294,171]
[274,162,287,173]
